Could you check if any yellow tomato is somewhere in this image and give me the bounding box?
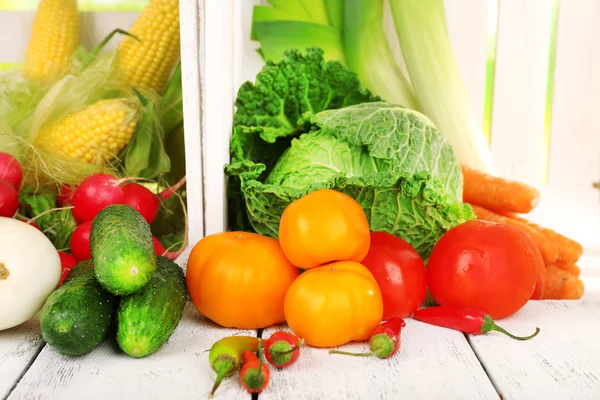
[279,189,370,269]
[186,231,300,329]
[283,261,383,348]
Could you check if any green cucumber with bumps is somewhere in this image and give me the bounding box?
[39,260,118,356]
[116,256,188,358]
[90,204,156,295]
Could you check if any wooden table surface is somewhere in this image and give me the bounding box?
[2,255,600,400]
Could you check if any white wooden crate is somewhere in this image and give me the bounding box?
[190,0,600,265]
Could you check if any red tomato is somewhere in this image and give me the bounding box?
[58,251,78,287]
[426,220,538,319]
[360,232,427,319]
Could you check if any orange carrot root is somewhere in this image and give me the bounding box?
[469,204,559,265]
[506,213,583,266]
[461,164,540,214]
[559,263,581,278]
[543,264,584,300]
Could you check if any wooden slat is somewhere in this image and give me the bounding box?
[7,304,252,400]
[200,0,235,236]
[443,0,490,125]
[259,321,498,399]
[469,296,600,399]
[233,0,268,91]
[543,0,600,259]
[180,0,205,248]
[0,11,141,64]
[489,0,554,186]
[0,319,44,399]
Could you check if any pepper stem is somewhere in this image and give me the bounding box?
[270,338,305,355]
[481,315,540,341]
[208,372,225,398]
[328,349,376,357]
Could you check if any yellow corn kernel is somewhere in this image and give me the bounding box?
[24,0,80,83]
[35,99,141,165]
[117,0,180,94]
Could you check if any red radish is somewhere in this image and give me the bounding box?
[153,236,166,255]
[123,184,160,224]
[16,216,42,231]
[70,221,93,261]
[58,252,78,287]
[121,176,187,224]
[71,174,125,223]
[0,180,19,217]
[58,184,74,206]
[0,152,23,190]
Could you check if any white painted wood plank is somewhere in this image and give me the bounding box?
[490,0,554,186]
[233,0,268,92]
[8,304,252,400]
[0,11,141,64]
[180,0,205,248]
[0,318,44,399]
[546,0,600,242]
[200,0,234,236]
[469,298,600,399]
[442,0,490,124]
[260,321,498,399]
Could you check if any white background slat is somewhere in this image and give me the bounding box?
[200,0,235,237]
[260,321,499,400]
[468,295,600,399]
[7,305,252,400]
[180,0,205,248]
[0,319,44,399]
[490,0,554,187]
[0,11,140,63]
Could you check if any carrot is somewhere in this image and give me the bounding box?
[560,263,581,278]
[469,204,559,264]
[505,213,583,266]
[543,264,584,300]
[461,164,540,214]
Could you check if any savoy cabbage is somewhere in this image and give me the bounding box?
[226,49,474,259]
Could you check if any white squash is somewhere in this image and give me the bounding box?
[0,217,61,331]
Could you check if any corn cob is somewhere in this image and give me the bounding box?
[117,0,181,94]
[24,0,80,83]
[35,99,141,165]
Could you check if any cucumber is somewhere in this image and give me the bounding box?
[90,204,156,295]
[116,256,187,358]
[39,260,118,356]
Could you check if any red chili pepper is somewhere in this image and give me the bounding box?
[328,318,406,359]
[264,331,304,368]
[413,306,540,340]
[239,339,270,394]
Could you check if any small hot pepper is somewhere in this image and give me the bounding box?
[264,331,304,368]
[329,318,406,359]
[239,339,271,394]
[208,335,259,398]
[412,306,540,340]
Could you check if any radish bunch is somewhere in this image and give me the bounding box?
[68,173,186,263]
[0,153,22,218]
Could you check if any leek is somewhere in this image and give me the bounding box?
[343,0,419,110]
[389,0,496,173]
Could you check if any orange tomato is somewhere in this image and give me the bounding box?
[278,189,370,269]
[186,231,300,329]
[284,261,383,348]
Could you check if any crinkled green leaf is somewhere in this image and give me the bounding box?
[19,188,77,250]
[226,159,474,258]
